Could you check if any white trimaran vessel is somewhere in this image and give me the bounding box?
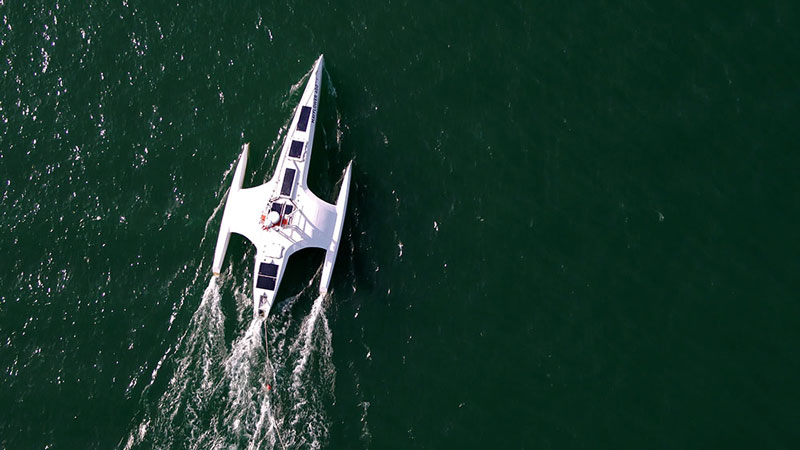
[212,55,352,318]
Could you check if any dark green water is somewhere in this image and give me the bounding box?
[2,1,799,448]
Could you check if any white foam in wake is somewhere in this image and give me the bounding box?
[194,318,268,449]
[239,292,336,450]
[123,277,226,450]
[283,293,336,449]
[292,293,330,382]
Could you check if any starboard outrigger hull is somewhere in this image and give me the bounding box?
[211,55,352,317]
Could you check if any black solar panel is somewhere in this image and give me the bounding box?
[289,140,303,158]
[259,262,278,277]
[256,276,276,290]
[283,204,294,215]
[270,202,283,214]
[280,168,296,196]
[297,106,311,132]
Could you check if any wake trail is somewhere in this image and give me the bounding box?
[193,317,269,449]
[123,264,337,450]
[278,293,336,449]
[292,293,330,383]
[196,291,336,450]
[123,277,226,450]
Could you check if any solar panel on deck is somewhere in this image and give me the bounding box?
[280,168,296,196]
[270,203,283,214]
[256,276,276,290]
[259,262,278,277]
[289,140,303,158]
[297,106,311,132]
[284,204,294,215]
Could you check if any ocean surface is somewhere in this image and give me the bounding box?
[1,1,799,448]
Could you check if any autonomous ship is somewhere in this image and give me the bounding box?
[211,55,352,318]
